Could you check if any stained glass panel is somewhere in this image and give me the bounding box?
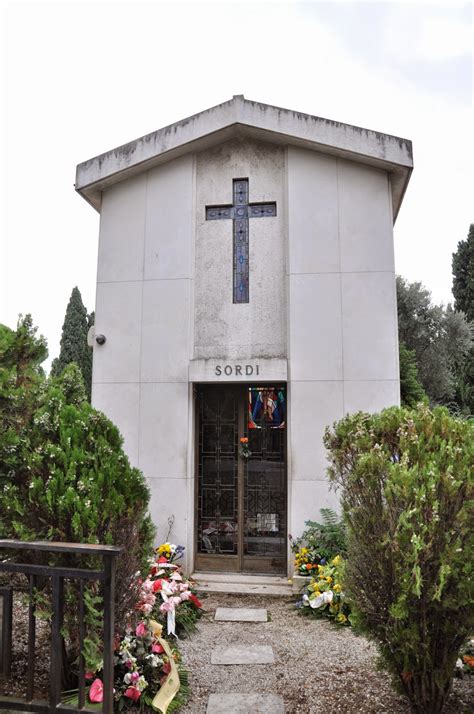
[205,178,276,305]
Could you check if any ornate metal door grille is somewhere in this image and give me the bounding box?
[197,387,239,558]
[195,385,286,575]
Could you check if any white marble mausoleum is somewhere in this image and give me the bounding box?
[76,96,413,576]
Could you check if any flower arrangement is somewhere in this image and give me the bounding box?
[298,555,351,625]
[289,539,322,575]
[455,639,474,677]
[81,542,200,711]
[289,509,347,574]
[239,436,252,459]
[139,543,203,639]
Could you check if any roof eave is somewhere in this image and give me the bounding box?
[75,96,413,220]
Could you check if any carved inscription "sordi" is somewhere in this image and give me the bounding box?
[215,364,260,376]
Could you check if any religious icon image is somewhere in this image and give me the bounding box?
[248,387,286,429]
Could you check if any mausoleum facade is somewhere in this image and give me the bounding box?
[76,96,413,576]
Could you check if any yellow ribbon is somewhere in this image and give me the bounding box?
[151,637,180,713]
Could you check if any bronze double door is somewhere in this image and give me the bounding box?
[195,384,287,575]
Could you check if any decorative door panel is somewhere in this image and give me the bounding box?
[195,384,286,574]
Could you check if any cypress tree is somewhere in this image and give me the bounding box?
[399,341,427,407]
[452,224,474,321]
[451,224,474,415]
[51,287,92,400]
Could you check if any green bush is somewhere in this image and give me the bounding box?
[324,405,473,714]
[0,318,154,675]
[300,508,347,561]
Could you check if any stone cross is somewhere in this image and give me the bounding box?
[206,178,276,303]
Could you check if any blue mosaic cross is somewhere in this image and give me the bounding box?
[206,179,276,303]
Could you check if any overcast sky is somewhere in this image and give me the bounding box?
[1,0,472,368]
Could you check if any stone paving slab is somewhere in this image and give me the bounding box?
[206,693,285,713]
[214,607,267,622]
[211,645,274,665]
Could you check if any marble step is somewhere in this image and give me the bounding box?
[192,572,292,596]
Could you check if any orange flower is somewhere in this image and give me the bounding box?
[463,655,474,668]
[240,437,249,444]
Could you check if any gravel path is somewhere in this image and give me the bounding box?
[179,593,474,714]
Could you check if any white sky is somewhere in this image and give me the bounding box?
[1,0,472,368]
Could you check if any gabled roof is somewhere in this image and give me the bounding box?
[75,95,413,221]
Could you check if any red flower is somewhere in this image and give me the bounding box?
[158,556,168,564]
[152,579,163,592]
[89,679,103,703]
[152,643,165,654]
[124,686,141,701]
[190,593,202,609]
[162,662,171,675]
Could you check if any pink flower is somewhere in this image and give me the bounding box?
[152,643,164,654]
[89,679,103,703]
[140,578,151,592]
[160,600,174,613]
[124,686,141,701]
[135,621,147,637]
[180,590,192,601]
[131,671,140,683]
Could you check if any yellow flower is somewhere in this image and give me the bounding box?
[333,584,342,593]
[149,619,163,637]
[332,555,342,567]
[336,613,347,623]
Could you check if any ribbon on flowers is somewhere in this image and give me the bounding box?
[159,577,187,637]
[151,637,180,713]
[303,590,333,609]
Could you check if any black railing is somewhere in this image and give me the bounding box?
[0,540,122,713]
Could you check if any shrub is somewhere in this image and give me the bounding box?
[324,404,474,714]
[0,322,154,676]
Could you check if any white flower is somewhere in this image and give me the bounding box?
[137,675,148,692]
[308,591,333,609]
[146,653,162,668]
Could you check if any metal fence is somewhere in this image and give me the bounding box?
[0,539,122,713]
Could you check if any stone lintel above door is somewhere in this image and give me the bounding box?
[189,358,287,383]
